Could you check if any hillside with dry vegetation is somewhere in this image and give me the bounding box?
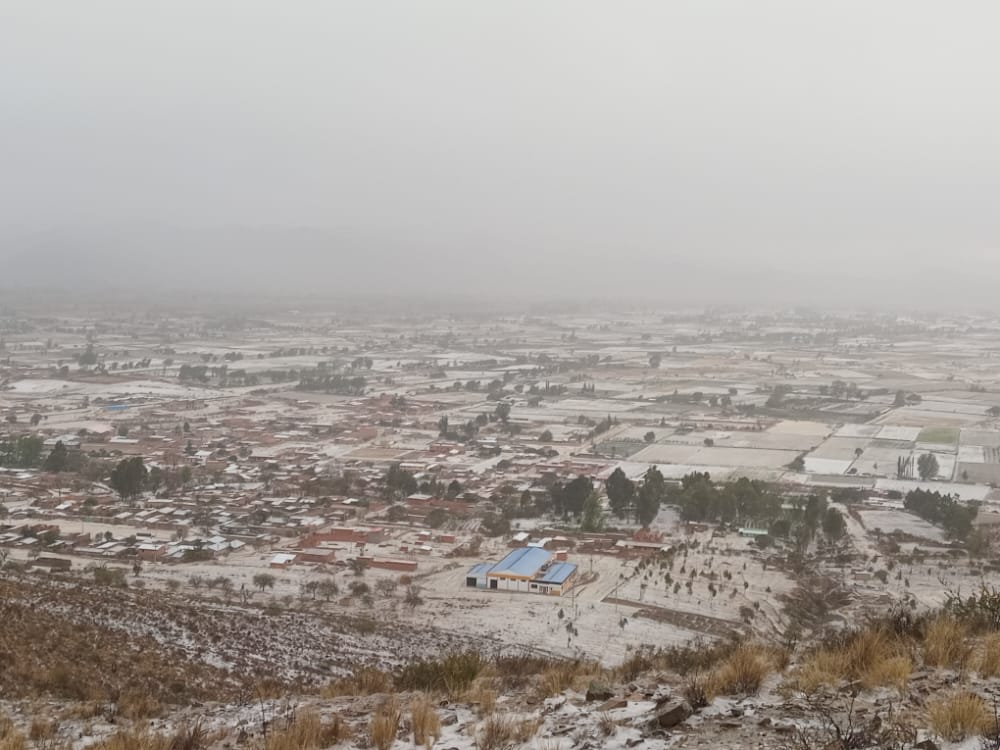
[6,572,1000,750]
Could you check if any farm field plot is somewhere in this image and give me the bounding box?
[916,426,959,446]
[688,446,796,469]
[855,509,945,542]
[725,430,823,451]
[808,436,870,460]
[631,444,703,464]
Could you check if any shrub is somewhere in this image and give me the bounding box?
[945,584,1000,631]
[682,675,710,710]
[396,652,485,695]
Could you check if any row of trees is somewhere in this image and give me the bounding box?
[0,436,76,472]
[604,466,667,526]
[904,488,977,540]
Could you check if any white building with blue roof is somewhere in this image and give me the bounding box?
[466,546,577,596]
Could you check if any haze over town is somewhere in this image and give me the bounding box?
[4,1,1000,305]
[5,3,1000,750]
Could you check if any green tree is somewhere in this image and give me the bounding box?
[635,466,666,526]
[581,491,604,532]
[648,352,662,368]
[539,429,553,442]
[43,441,68,472]
[917,453,939,481]
[605,467,635,519]
[385,463,418,497]
[562,475,594,518]
[109,456,148,500]
[968,528,991,557]
[147,465,164,492]
[253,573,276,592]
[636,481,661,527]
[425,507,448,528]
[822,507,846,539]
[894,390,907,407]
[0,435,44,468]
[494,401,511,424]
[78,344,98,366]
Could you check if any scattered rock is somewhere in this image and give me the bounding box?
[649,699,692,729]
[598,697,628,712]
[586,682,614,702]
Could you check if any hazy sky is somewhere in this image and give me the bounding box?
[2,2,1000,305]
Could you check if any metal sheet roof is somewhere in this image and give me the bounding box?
[467,562,492,578]
[534,562,577,585]
[487,546,552,577]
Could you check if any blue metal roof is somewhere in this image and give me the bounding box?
[488,546,552,577]
[534,562,577,585]
[467,562,492,577]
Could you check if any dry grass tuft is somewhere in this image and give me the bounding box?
[118,691,163,720]
[396,652,485,696]
[923,615,971,670]
[597,712,616,737]
[168,723,209,750]
[513,717,542,743]
[860,654,912,693]
[370,697,401,750]
[537,660,600,697]
[926,691,993,741]
[465,683,497,716]
[322,666,393,697]
[476,714,516,750]
[266,709,346,750]
[616,640,738,681]
[703,643,775,698]
[790,626,912,693]
[28,719,56,742]
[0,716,26,750]
[979,633,1000,677]
[86,730,171,750]
[410,694,442,750]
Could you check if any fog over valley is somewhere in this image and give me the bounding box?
[3,1,1000,307]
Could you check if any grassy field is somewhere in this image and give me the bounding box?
[918,426,960,445]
